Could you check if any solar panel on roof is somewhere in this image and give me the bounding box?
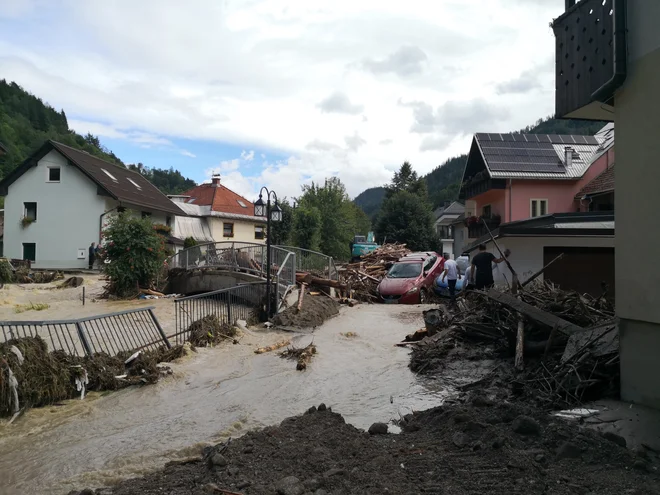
[476,133,490,141]
[525,134,538,142]
[513,134,526,142]
[536,135,550,143]
[547,134,561,143]
[502,134,514,142]
[573,135,588,145]
[487,133,502,141]
[584,135,598,145]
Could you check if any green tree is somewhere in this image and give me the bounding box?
[101,213,168,297]
[376,191,438,251]
[269,198,294,245]
[385,161,427,199]
[293,205,321,251]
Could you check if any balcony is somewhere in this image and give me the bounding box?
[552,0,626,120]
[466,215,501,240]
[461,173,506,200]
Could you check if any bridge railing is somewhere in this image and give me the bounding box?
[274,246,338,280]
[168,241,268,275]
[172,282,267,344]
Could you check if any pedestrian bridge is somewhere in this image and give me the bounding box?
[166,242,338,307]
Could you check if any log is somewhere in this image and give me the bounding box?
[485,289,582,335]
[141,288,165,297]
[515,318,524,371]
[309,276,347,290]
[521,253,564,288]
[297,284,306,312]
[296,272,313,284]
[255,340,291,354]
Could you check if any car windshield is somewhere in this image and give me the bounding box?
[387,262,422,279]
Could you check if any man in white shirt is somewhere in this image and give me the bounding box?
[441,253,461,302]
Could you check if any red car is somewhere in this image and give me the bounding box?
[377,252,445,304]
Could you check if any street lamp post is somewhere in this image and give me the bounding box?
[254,187,282,318]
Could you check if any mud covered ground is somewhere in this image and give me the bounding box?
[272,293,339,329]
[72,400,659,495]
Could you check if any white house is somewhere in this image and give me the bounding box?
[0,140,184,269]
[433,201,465,259]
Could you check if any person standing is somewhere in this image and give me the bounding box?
[440,253,461,302]
[464,263,476,291]
[88,242,96,270]
[470,244,509,290]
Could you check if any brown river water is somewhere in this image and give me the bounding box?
[0,303,460,495]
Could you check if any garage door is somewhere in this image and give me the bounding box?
[543,246,615,299]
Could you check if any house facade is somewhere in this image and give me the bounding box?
[180,175,267,245]
[433,201,464,259]
[0,141,183,269]
[552,0,660,408]
[458,124,613,248]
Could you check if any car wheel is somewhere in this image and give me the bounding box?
[419,288,428,304]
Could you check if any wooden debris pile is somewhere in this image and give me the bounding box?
[410,281,618,409]
[280,342,317,370]
[339,243,411,302]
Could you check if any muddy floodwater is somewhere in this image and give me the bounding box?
[0,303,455,495]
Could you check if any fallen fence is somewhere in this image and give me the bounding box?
[173,282,267,345]
[0,307,170,357]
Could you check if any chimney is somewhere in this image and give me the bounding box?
[211,174,221,186]
[564,147,573,168]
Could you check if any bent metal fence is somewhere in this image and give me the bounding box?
[0,307,171,357]
[274,246,338,280]
[173,282,267,344]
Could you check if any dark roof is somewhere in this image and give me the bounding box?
[434,201,465,219]
[463,212,615,253]
[0,141,184,216]
[472,132,600,178]
[575,165,615,199]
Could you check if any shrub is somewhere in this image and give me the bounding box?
[0,259,13,284]
[101,213,168,297]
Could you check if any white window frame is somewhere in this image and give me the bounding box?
[223,222,234,238]
[101,168,118,182]
[530,199,548,218]
[127,177,142,190]
[46,166,61,183]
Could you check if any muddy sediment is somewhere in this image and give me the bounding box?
[272,294,339,329]
[72,402,659,495]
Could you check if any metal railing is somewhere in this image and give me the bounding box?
[0,307,171,357]
[274,246,338,280]
[172,282,267,344]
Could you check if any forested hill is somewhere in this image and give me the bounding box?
[354,116,607,220]
[0,79,196,195]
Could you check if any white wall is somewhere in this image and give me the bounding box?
[4,150,106,269]
[209,217,265,244]
[476,236,614,286]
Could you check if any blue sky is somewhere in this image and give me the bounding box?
[0,0,563,200]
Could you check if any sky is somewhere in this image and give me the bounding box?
[0,0,563,201]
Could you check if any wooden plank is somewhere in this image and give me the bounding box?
[485,288,583,335]
[521,253,564,288]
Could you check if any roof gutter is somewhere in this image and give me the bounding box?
[591,0,627,103]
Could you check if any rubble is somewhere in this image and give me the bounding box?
[339,243,411,302]
[280,342,317,370]
[410,281,618,409]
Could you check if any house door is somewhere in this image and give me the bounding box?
[543,246,614,299]
[23,243,36,262]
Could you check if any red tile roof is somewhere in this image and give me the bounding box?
[183,181,256,216]
[575,165,615,198]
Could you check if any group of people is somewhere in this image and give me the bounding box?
[440,244,510,301]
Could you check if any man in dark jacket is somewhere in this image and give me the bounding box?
[88,242,96,270]
[470,244,509,290]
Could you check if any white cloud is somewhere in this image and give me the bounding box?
[316,91,364,115]
[240,150,255,161]
[0,0,564,196]
[180,150,196,158]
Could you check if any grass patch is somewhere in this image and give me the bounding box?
[14,302,50,314]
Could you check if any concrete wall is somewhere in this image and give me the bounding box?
[209,217,266,244]
[168,269,265,295]
[4,150,106,269]
[616,2,660,408]
[475,235,614,286]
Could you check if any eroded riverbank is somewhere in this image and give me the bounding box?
[0,304,450,494]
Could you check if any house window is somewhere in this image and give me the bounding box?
[530,199,548,218]
[127,178,142,190]
[101,168,118,182]
[255,225,265,240]
[23,243,36,262]
[47,167,61,182]
[482,205,492,218]
[141,211,152,219]
[223,223,234,237]
[166,216,172,227]
[24,202,37,222]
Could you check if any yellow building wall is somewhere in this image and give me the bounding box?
[209,217,266,244]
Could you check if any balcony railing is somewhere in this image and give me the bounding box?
[461,177,506,200]
[467,216,501,240]
[552,0,626,118]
